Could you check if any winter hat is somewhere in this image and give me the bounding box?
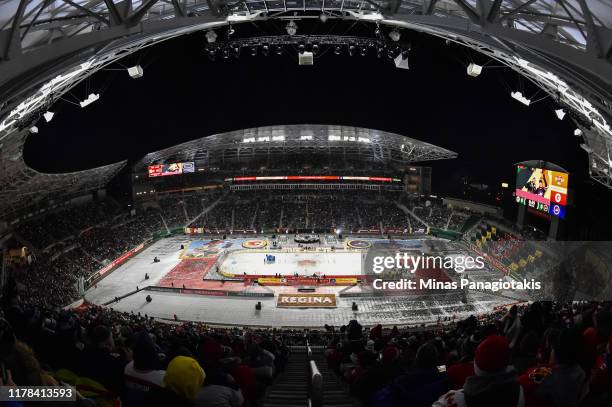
[474,335,511,375]
[382,346,399,364]
[365,340,375,352]
[163,356,205,400]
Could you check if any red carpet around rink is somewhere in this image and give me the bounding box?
[159,258,217,288]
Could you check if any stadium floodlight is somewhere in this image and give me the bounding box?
[286,20,298,36]
[389,28,401,42]
[574,129,583,136]
[510,91,531,106]
[205,30,217,43]
[43,111,54,122]
[127,65,143,79]
[320,13,328,23]
[298,51,314,66]
[30,126,38,134]
[467,63,482,77]
[555,109,566,120]
[79,93,100,108]
[394,52,409,70]
[501,182,509,188]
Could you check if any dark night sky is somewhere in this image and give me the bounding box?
[21,22,612,237]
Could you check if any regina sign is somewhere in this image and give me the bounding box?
[277,294,337,308]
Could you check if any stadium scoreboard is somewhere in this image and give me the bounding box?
[515,164,568,218]
[148,162,195,177]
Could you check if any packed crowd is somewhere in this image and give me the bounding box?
[326,301,612,407]
[1,270,610,407]
[0,277,293,407]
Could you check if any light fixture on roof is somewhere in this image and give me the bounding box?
[298,51,314,66]
[394,51,409,70]
[275,45,283,55]
[348,44,356,56]
[389,28,400,42]
[43,111,54,122]
[319,13,328,23]
[334,45,342,55]
[79,93,100,108]
[555,109,566,120]
[127,65,143,79]
[205,30,217,43]
[250,46,257,57]
[207,49,216,61]
[262,44,270,56]
[574,128,582,137]
[467,63,482,77]
[286,20,298,36]
[30,126,38,134]
[511,91,531,106]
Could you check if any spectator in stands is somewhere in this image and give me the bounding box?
[433,335,522,407]
[123,331,165,397]
[145,355,205,407]
[521,328,589,407]
[79,325,129,393]
[374,342,448,407]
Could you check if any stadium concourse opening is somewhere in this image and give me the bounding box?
[1,4,612,407]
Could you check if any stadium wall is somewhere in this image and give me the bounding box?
[442,198,502,216]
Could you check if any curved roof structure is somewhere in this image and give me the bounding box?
[0,1,611,187]
[0,128,126,221]
[136,124,458,167]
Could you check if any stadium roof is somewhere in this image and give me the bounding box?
[0,1,611,186]
[136,124,458,168]
[0,127,126,221]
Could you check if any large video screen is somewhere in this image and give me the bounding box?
[148,162,195,177]
[515,165,568,218]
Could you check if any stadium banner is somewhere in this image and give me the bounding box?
[184,227,203,235]
[146,286,181,293]
[181,288,228,297]
[228,291,275,298]
[277,294,337,308]
[85,241,148,288]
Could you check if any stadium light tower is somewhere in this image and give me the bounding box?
[467,63,482,77]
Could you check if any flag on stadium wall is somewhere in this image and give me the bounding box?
[491,227,496,235]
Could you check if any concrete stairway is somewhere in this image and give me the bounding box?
[261,348,357,407]
[262,351,309,407]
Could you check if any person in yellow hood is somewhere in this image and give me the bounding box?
[144,356,205,406]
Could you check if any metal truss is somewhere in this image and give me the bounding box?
[0,0,611,199]
[135,124,458,169]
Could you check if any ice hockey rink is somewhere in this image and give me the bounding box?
[220,250,363,276]
[84,235,513,327]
